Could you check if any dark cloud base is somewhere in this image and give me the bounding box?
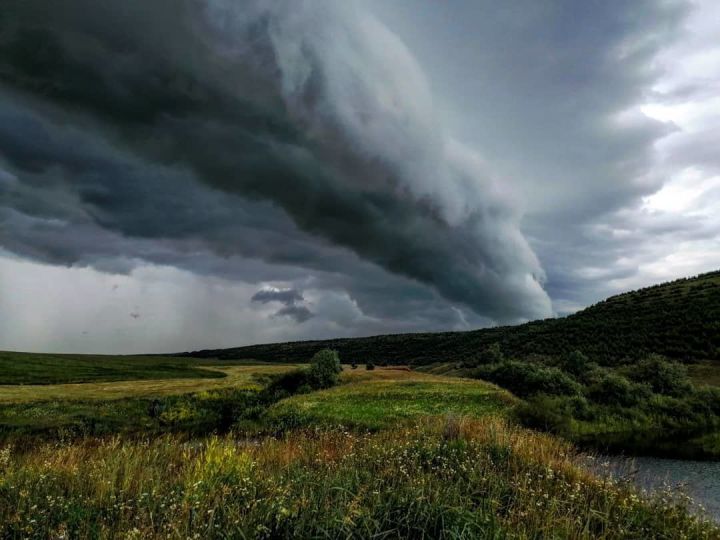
[0,0,552,330]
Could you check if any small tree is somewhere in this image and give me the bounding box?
[308,349,342,389]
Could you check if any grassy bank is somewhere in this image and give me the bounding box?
[1,355,718,537]
[1,416,716,539]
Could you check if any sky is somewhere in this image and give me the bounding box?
[1,0,719,354]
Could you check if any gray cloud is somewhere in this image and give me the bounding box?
[0,0,552,325]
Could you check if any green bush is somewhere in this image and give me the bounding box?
[586,370,649,407]
[624,354,692,397]
[473,361,581,397]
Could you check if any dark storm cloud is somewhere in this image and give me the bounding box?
[0,0,553,324]
[251,288,304,306]
[251,286,314,323]
[366,0,699,310]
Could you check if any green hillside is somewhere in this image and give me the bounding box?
[182,270,720,366]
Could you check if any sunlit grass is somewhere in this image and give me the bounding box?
[269,367,520,430]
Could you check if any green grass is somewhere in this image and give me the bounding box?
[0,363,300,442]
[269,368,516,430]
[0,351,226,385]
[0,362,717,537]
[1,417,716,539]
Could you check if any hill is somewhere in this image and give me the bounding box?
[181,270,720,365]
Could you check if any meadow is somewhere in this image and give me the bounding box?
[0,352,229,385]
[0,352,718,538]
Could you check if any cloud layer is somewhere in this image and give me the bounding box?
[0,0,552,337]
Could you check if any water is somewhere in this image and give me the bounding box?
[592,455,720,522]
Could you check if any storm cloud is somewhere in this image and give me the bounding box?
[0,0,551,326]
[1,0,718,353]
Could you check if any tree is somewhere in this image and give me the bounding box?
[308,349,342,389]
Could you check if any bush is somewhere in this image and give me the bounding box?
[586,370,649,407]
[515,395,577,434]
[624,354,692,397]
[366,361,375,371]
[264,369,315,398]
[473,361,581,397]
[308,349,342,389]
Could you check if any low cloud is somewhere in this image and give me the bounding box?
[252,287,314,323]
[251,288,304,306]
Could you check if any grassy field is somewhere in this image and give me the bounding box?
[0,354,718,538]
[269,367,516,430]
[0,351,231,385]
[0,364,300,403]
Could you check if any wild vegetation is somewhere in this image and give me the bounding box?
[3,417,716,539]
[182,270,720,366]
[420,348,720,459]
[0,354,717,538]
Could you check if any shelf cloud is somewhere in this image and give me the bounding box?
[1,0,718,353]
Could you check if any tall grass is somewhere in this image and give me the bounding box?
[1,416,715,539]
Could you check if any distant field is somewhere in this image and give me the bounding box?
[269,367,516,429]
[687,361,720,388]
[0,351,228,385]
[0,364,301,403]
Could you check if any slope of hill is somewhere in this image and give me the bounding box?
[181,270,720,365]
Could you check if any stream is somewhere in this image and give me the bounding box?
[593,455,720,522]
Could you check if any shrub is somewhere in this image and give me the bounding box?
[624,354,692,397]
[264,369,314,398]
[473,361,581,397]
[366,361,375,371]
